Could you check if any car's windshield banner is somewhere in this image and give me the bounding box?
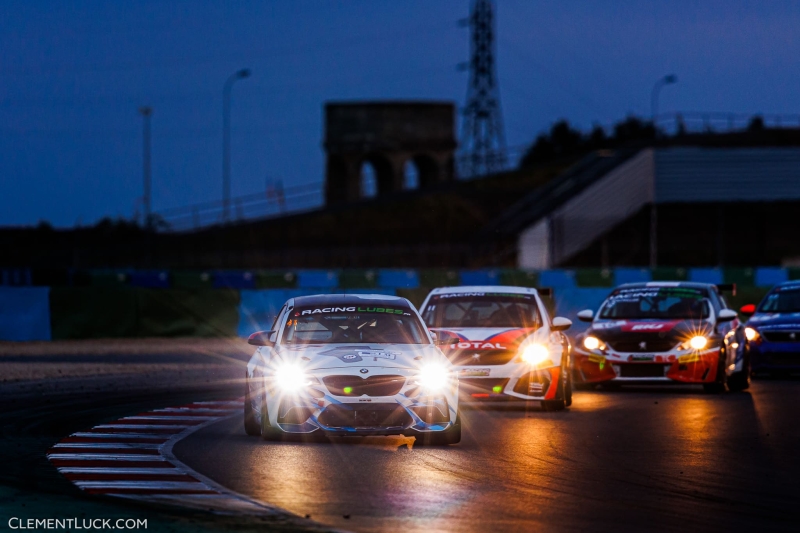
[294,306,409,316]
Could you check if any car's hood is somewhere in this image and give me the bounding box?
[747,312,800,329]
[429,327,538,350]
[586,318,713,342]
[273,343,445,371]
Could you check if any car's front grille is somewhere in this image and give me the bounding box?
[447,350,517,366]
[761,331,800,343]
[322,375,405,397]
[608,339,676,353]
[617,364,668,378]
[318,404,412,429]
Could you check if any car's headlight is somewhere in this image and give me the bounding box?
[416,363,449,391]
[582,336,606,351]
[744,327,759,342]
[274,363,310,392]
[520,343,550,365]
[680,335,708,351]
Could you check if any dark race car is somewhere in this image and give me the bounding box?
[739,281,800,376]
[573,282,750,392]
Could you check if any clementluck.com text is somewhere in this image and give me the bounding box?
[8,518,147,530]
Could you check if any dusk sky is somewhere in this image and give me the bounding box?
[2,1,800,227]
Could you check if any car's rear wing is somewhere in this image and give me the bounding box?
[716,283,737,296]
[538,287,553,297]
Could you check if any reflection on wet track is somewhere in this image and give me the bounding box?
[174,382,800,532]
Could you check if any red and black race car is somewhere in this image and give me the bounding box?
[572,282,749,392]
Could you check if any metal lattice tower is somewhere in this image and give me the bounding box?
[460,0,506,177]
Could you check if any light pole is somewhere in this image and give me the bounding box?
[649,74,676,270]
[650,74,677,124]
[139,106,153,228]
[222,68,251,223]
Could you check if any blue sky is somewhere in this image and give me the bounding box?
[2,1,800,227]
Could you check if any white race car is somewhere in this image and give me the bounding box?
[243,294,461,444]
[419,286,573,410]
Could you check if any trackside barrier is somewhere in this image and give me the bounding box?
[0,287,51,341]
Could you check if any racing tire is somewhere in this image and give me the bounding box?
[727,349,751,392]
[564,361,573,407]
[260,393,284,442]
[702,348,727,394]
[243,375,261,436]
[415,413,462,446]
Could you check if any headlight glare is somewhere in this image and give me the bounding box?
[521,343,550,365]
[583,336,603,351]
[681,335,708,351]
[744,327,759,341]
[417,363,449,391]
[274,363,310,391]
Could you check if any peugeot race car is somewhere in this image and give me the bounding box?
[419,286,574,410]
[573,282,750,392]
[243,294,461,445]
[739,280,800,375]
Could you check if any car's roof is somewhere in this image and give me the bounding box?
[428,285,540,295]
[614,282,716,291]
[291,293,412,308]
[776,280,800,288]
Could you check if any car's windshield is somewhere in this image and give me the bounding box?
[422,292,541,328]
[599,287,710,319]
[282,305,427,345]
[759,287,800,313]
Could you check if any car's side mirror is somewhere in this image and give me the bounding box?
[577,309,594,322]
[718,309,738,322]
[739,304,756,316]
[248,330,275,347]
[552,316,572,331]
[431,330,459,347]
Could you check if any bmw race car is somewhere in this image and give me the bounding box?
[419,286,574,410]
[739,280,800,376]
[573,282,750,392]
[243,294,461,445]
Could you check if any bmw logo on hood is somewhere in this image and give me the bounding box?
[360,368,369,374]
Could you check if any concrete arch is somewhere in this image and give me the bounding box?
[408,154,440,189]
[361,153,394,198]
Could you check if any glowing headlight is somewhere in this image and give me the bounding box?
[521,344,549,365]
[744,327,759,341]
[583,336,604,351]
[417,363,449,391]
[681,335,708,351]
[274,363,310,391]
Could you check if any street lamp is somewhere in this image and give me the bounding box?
[650,74,678,124]
[139,106,153,228]
[222,68,251,223]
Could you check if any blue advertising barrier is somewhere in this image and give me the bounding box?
[0,287,52,341]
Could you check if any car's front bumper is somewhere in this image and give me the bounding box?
[573,347,722,384]
[263,367,459,436]
[750,342,800,372]
[454,361,561,401]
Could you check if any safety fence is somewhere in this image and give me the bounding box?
[0,275,776,342]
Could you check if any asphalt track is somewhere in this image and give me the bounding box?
[175,380,800,533]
